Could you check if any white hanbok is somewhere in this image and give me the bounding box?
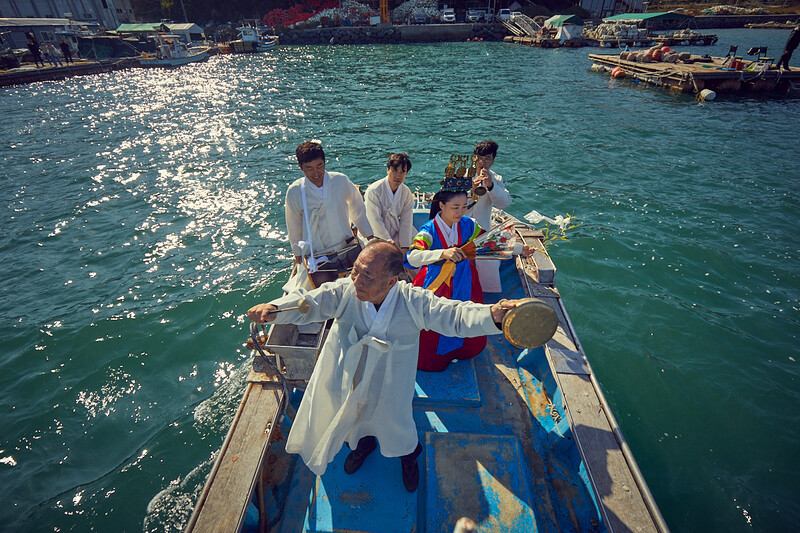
[285,171,373,258]
[466,169,512,292]
[364,177,415,248]
[269,277,502,475]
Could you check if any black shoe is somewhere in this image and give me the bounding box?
[344,436,377,474]
[401,457,419,492]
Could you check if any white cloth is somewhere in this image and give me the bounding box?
[363,177,415,248]
[270,277,502,475]
[466,169,512,293]
[285,171,373,258]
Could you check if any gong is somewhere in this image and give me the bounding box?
[502,298,559,349]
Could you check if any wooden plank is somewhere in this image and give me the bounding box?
[187,383,284,533]
[558,373,659,533]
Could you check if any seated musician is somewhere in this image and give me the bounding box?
[285,140,374,287]
[404,176,487,372]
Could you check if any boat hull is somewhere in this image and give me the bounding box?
[138,50,208,67]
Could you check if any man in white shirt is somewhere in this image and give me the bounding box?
[285,141,374,285]
[467,140,513,293]
[248,240,523,492]
[364,152,415,253]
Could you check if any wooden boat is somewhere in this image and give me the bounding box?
[185,198,669,533]
[138,34,208,67]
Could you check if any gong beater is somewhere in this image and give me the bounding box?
[501,298,559,349]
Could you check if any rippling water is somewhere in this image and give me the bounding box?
[1,28,798,532]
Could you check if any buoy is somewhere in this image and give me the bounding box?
[699,88,717,101]
[611,66,626,78]
[661,46,671,53]
[652,49,663,61]
[591,63,606,72]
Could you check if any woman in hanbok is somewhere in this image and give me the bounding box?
[404,178,486,371]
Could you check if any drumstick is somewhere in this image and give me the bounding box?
[268,298,311,315]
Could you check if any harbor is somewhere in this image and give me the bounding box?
[1,11,800,533]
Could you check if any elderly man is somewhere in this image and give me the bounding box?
[467,140,513,293]
[285,140,374,285]
[248,240,520,491]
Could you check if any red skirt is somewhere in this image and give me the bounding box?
[415,261,486,372]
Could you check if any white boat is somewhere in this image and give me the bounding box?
[138,34,208,67]
[231,22,278,53]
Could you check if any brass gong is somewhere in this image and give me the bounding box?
[502,298,559,349]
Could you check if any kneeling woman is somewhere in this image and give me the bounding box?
[404,182,486,372]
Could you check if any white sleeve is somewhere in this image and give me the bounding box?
[487,171,512,210]
[364,186,391,241]
[284,186,304,257]
[345,179,374,237]
[405,248,444,268]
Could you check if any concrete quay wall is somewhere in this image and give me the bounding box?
[277,23,508,45]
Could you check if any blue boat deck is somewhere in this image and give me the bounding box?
[259,260,602,533]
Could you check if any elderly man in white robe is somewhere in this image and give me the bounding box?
[248,240,522,492]
[467,140,513,293]
[364,152,415,253]
[285,141,374,282]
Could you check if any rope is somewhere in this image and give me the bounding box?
[249,322,289,402]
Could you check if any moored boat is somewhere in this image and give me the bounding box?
[185,195,669,533]
[229,22,278,53]
[138,34,208,67]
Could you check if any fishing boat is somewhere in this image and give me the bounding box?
[185,194,669,533]
[138,34,208,67]
[229,22,278,53]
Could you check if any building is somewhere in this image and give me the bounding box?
[0,16,99,48]
[0,0,136,29]
[580,0,645,19]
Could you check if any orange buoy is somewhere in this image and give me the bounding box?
[652,49,663,61]
[611,66,627,78]
[661,46,672,53]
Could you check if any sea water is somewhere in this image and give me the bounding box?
[1,28,798,532]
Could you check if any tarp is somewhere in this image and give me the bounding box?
[555,24,581,42]
[603,11,693,23]
[544,14,584,27]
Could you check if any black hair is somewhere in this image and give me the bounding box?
[387,152,412,172]
[429,190,468,220]
[296,141,325,166]
[474,139,499,158]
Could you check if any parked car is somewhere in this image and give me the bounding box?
[466,9,481,22]
[497,8,511,21]
[441,8,456,23]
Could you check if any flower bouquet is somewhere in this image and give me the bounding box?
[460,221,524,260]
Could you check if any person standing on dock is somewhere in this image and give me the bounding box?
[59,40,74,64]
[26,36,44,68]
[248,240,521,491]
[466,140,512,293]
[43,43,63,67]
[364,152,415,253]
[284,140,374,287]
[777,25,800,70]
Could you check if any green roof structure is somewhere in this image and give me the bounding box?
[603,11,693,23]
[544,14,584,27]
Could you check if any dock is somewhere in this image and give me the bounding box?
[589,53,800,95]
[0,58,136,87]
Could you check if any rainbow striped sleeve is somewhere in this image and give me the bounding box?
[411,229,433,251]
[467,222,483,243]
